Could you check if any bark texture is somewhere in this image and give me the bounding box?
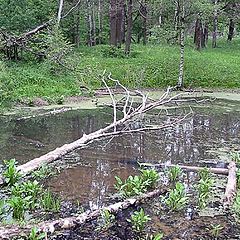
[224,161,237,207]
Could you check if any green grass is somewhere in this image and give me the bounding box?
[0,38,239,107]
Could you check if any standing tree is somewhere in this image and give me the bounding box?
[212,0,218,48]
[125,0,133,54]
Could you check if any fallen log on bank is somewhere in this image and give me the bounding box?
[0,188,166,239]
[0,81,190,185]
[139,162,230,175]
[224,161,237,207]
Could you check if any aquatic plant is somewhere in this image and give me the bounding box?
[145,233,164,240]
[209,224,223,238]
[7,196,29,220]
[32,164,55,180]
[232,191,240,219]
[167,166,182,182]
[140,169,159,188]
[237,169,240,189]
[165,182,188,211]
[115,168,159,198]
[114,175,150,198]
[40,190,61,212]
[29,227,46,240]
[11,180,42,210]
[0,199,6,220]
[128,208,151,233]
[3,159,22,186]
[196,171,214,209]
[199,167,211,181]
[231,151,240,164]
[98,209,115,230]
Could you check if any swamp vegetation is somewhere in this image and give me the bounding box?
[0,98,240,239]
[0,0,240,239]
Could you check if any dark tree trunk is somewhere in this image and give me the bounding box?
[86,0,96,46]
[110,0,117,46]
[125,0,133,55]
[98,0,103,44]
[227,19,234,41]
[140,1,148,45]
[110,0,124,47]
[203,23,208,45]
[212,0,218,48]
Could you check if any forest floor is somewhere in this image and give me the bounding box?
[0,38,239,109]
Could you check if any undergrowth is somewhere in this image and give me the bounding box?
[0,38,240,108]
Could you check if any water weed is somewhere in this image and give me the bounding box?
[98,209,115,230]
[167,166,182,182]
[3,159,21,186]
[29,227,46,240]
[128,208,151,233]
[7,196,29,220]
[40,190,61,212]
[199,167,211,182]
[165,182,188,211]
[32,164,55,180]
[140,169,159,188]
[209,224,223,239]
[115,175,149,198]
[197,178,214,209]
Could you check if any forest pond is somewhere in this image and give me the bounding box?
[0,98,240,239]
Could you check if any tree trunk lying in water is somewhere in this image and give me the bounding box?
[224,161,237,207]
[0,83,189,185]
[140,162,230,175]
[0,188,165,239]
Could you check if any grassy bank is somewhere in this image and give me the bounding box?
[0,38,239,107]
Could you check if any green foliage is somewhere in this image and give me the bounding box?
[231,151,240,164]
[0,199,6,218]
[101,46,126,58]
[115,175,149,198]
[127,208,151,233]
[165,182,188,211]
[233,191,240,219]
[98,209,115,230]
[45,25,73,70]
[197,169,214,209]
[11,180,41,202]
[29,227,46,240]
[3,159,22,186]
[145,233,164,240]
[140,169,159,188]
[167,166,183,182]
[199,167,211,182]
[1,40,240,108]
[40,190,61,212]
[32,164,55,180]
[209,224,223,238]
[0,0,56,34]
[7,196,29,220]
[115,168,159,198]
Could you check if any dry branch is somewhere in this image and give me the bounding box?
[0,80,191,184]
[224,161,237,207]
[140,162,230,175]
[0,188,165,239]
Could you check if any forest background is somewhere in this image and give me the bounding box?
[0,0,239,108]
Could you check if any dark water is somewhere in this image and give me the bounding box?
[0,100,239,209]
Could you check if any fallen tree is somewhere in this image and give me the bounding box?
[139,162,230,175]
[0,188,166,239]
[0,75,190,184]
[224,161,237,207]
